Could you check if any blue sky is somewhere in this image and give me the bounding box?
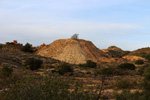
[0,0,150,51]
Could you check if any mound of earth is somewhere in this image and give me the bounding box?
[36,39,110,64]
[122,55,146,62]
[102,46,125,58]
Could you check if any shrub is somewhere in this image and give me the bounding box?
[114,78,134,89]
[86,60,97,68]
[141,67,150,91]
[118,63,135,70]
[95,67,114,76]
[137,67,146,75]
[137,64,149,75]
[22,43,33,52]
[0,66,13,78]
[135,59,144,65]
[142,54,150,61]
[0,44,3,49]
[0,74,99,100]
[114,66,150,100]
[79,60,97,68]
[114,90,150,100]
[25,58,43,70]
[53,63,73,75]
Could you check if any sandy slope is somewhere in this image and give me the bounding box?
[36,39,109,64]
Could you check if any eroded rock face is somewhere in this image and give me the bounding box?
[36,39,109,64]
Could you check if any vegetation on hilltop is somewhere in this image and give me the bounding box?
[129,47,150,60]
[22,43,33,53]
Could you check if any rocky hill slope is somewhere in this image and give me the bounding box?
[36,39,110,64]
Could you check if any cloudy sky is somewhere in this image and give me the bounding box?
[0,0,150,50]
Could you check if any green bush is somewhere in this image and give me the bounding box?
[86,60,97,68]
[53,63,73,75]
[118,63,135,70]
[114,66,150,100]
[25,58,43,70]
[114,79,134,89]
[0,74,99,100]
[114,90,150,100]
[135,59,144,65]
[142,54,150,61]
[79,60,97,68]
[96,67,114,76]
[22,43,33,52]
[0,66,13,78]
[141,67,150,91]
[137,64,149,75]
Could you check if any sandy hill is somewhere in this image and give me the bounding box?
[36,39,110,64]
[102,46,125,58]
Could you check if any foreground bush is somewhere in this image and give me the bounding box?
[114,78,136,89]
[79,60,97,68]
[86,60,97,68]
[137,64,149,75]
[142,54,150,61]
[118,63,135,70]
[0,66,13,78]
[114,67,150,100]
[25,58,43,70]
[53,63,73,75]
[141,67,150,91]
[114,90,150,100]
[135,59,144,65]
[95,67,114,76]
[0,74,99,100]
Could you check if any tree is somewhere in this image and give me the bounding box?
[22,43,33,52]
[71,34,79,39]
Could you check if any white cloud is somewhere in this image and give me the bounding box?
[12,4,36,12]
[0,22,142,35]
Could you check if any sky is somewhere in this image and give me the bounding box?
[0,0,150,51]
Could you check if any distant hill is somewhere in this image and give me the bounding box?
[36,39,110,64]
[102,46,128,58]
[129,47,150,56]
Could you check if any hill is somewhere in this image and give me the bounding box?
[0,44,60,68]
[36,39,110,64]
[102,46,124,58]
[129,47,150,56]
